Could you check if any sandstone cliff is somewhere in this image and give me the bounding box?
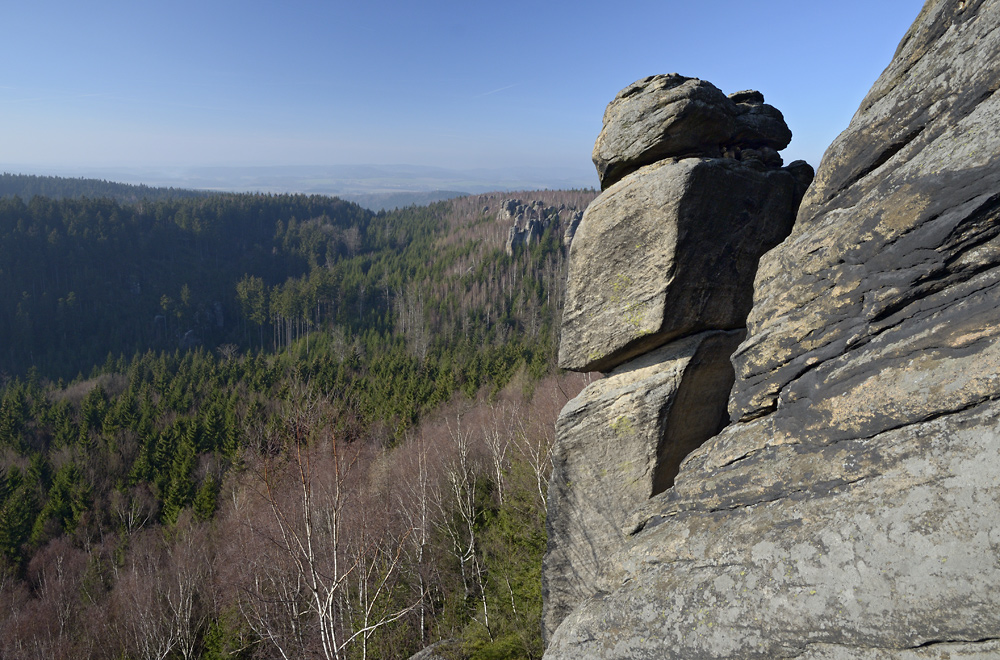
[544,74,811,640]
[544,0,1000,657]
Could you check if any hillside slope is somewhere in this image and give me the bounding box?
[0,185,596,660]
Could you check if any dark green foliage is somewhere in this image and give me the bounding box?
[0,186,595,659]
[446,462,548,660]
[161,422,198,524]
[0,466,36,564]
[201,609,254,660]
[0,188,583,388]
[0,386,27,451]
[30,461,92,545]
[0,172,210,203]
[0,192,370,378]
[193,473,220,521]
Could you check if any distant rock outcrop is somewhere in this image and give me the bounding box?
[543,73,811,640]
[544,0,1000,657]
[498,198,584,255]
[561,210,583,248]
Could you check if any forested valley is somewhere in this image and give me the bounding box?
[0,179,597,659]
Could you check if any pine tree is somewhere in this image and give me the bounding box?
[161,422,197,524]
[0,466,36,564]
[192,473,219,522]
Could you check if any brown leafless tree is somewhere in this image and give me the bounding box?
[237,386,417,660]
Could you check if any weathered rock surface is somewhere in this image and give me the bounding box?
[547,398,1000,659]
[593,75,736,188]
[548,72,811,647]
[593,74,793,189]
[544,1,1000,658]
[730,0,1000,425]
[731,100,792,154]
[542,330,742,640]
[559,157,805,373]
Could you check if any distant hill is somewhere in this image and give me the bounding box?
[0,172,209,203]
[339,189,469,211]
[0,163,600,197]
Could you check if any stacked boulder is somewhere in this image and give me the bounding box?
[592,75,794,190]
[543,74,813,640]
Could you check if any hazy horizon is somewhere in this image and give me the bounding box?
[0,162,600,198]
[1,0,926,193]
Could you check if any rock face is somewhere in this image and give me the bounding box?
[544,1,1000,658]
[558,158,802,373]
[498,198,577,255]
[551,401,1000,658]
[729,0,1000,428]
[542,330,742,638]
[544,73,809,640]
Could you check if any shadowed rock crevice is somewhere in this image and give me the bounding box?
[732,153,1000,422]
[652,333,738,494]
[542,330,743,641]
[738,188,1000,425]
[733,182,1000,429]
[829,125,926,201]
[911,637,1000,649]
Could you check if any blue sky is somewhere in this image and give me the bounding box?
[1,0,926,188]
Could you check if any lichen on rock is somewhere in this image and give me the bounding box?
[544,70,811,642]
[558,157,805,373]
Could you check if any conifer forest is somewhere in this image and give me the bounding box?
[0,178,597,659]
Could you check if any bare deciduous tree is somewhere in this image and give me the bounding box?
[436,416,492,639]
[107,518,212,660]
[237,386,417,660]
[393,432,439,646]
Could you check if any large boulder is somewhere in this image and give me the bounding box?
[593,74,793,189]
[544,0,1000,657]
[730,94,792,154]
[542,330,742,640]
[558,157,805,373]
[593,75,736,188]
